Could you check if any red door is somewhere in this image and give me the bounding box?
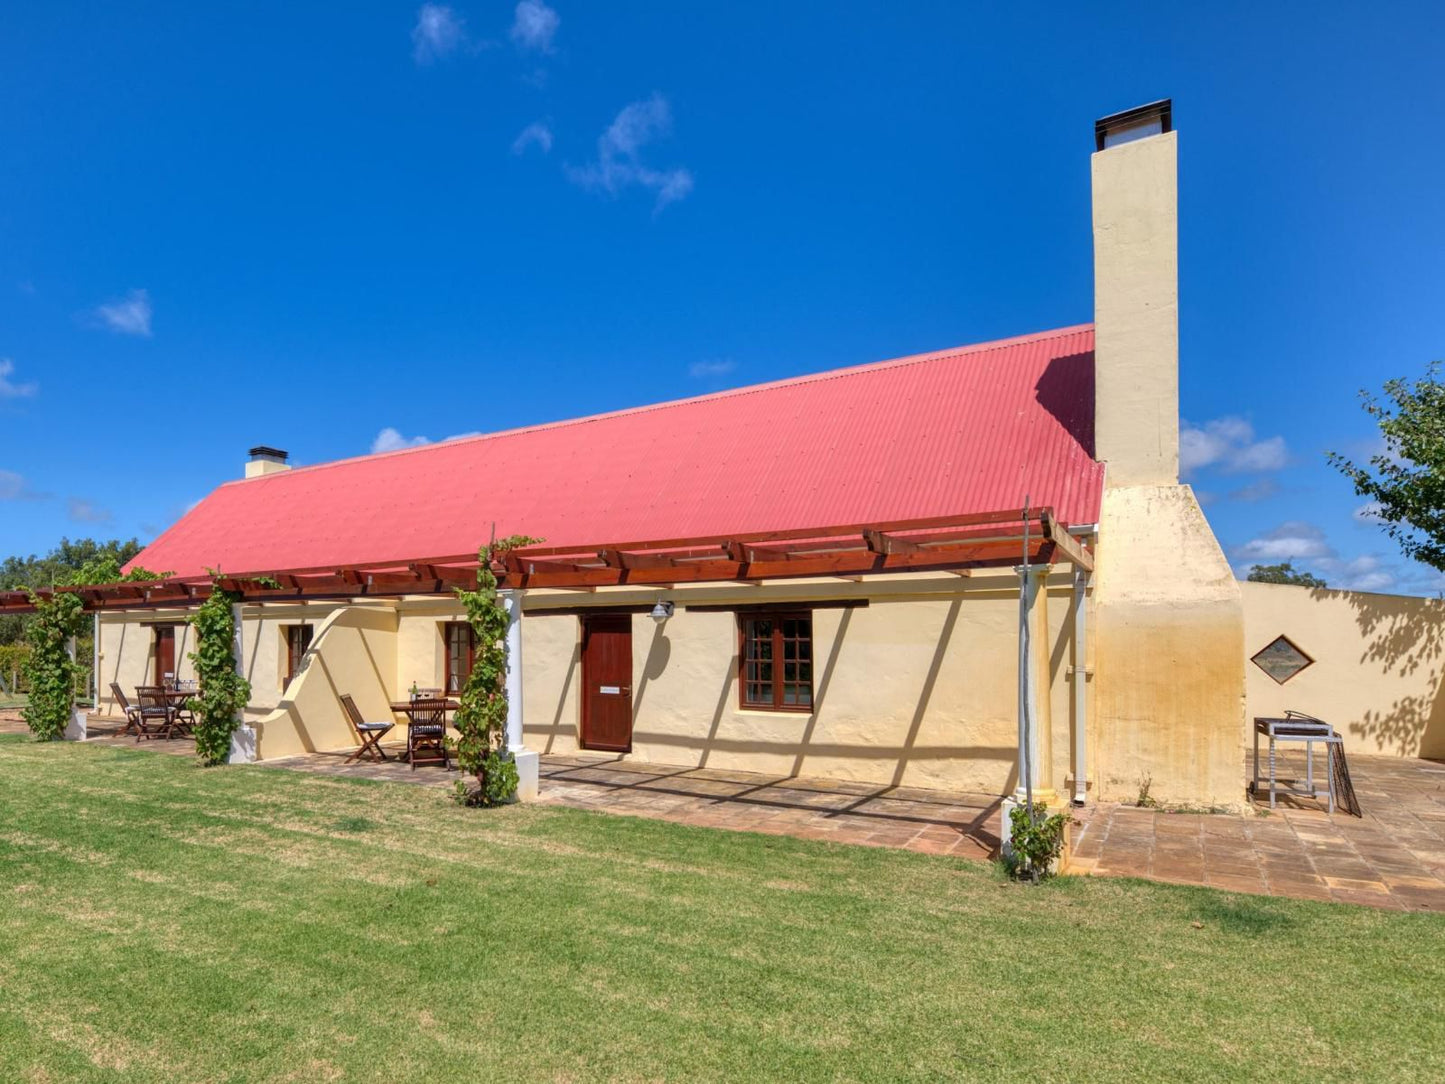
[154,626,176,685]
[581,614,633,752]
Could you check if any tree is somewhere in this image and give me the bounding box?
[1246,561,1328,588]
[1329,362,1445,571]
[0,537,145,646]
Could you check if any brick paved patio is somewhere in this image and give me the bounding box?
[1072,750,1445,911]
[9,708,1444,910]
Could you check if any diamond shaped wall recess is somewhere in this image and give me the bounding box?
[1251,635,1314,684]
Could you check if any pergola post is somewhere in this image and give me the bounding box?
[228,601,257,763]
[64,634,86,741]
[502,590,539,800]
[1003,563,1056,855]
[1014,563,1056,805]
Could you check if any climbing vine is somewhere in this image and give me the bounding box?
[21,562,167,741]
[452,534,541,807]
[187,583,252,765]
[21,592,86,741]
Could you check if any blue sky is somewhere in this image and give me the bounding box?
[2,2,1443,592]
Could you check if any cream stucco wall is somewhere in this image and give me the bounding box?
[251,603,398,759]
[93,573,1092,797]
[96,608,198,714]
[1241,581,1445,760]
[1091,485,1245,807]
[1092,128,1180,487]
[521,573,1085,796]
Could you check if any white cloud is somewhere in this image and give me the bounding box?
[94,289,152,336]
[1225,477,1279,503]
[1179,416,1287,477]
[512,121,554,155]
[0,469,47,501]
[1353,500,1383,523]
[371,427,431,454]
[567,94,694,213]
[68,498,112,524]
[1232,521,1411,593]
[412,4,466,63]
[0,358,38,398]
[0,469,26,500]
[1232,521,1333,564]
[689,359,736,379]
[510,1,559,53]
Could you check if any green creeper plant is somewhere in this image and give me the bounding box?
[1003,802,1072,884]
[1329,361,1445,571]
[187,583,252,766]
[21,592,86,740]
[452,534,541,807]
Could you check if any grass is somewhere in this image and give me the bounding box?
[2,735,1443,1083]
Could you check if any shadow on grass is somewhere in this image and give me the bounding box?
[331,815,378,833]
[1193,893,1296,936]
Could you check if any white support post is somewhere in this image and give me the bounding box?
[502,589,539,800]
[228,602,257,763]
[1002,564,1056,857]
[1071,570,1091,806]
[64,634,86,740]
[92,613,101,710]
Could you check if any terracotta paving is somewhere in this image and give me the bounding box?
[9,709,1445,910]
[1073,750,1445,912]
[534,755,1002,858]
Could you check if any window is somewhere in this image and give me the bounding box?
[740,612,813,711]
[285,625,313,685]
[444,622,476,693]
[1250,635,1314,685]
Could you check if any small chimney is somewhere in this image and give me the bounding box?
[1091,99,1179,488]
[245,445,291,479]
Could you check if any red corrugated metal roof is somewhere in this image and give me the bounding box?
[130,325,1103,579]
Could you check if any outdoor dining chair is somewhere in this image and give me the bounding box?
[110,682,143,736]
[133,686,177,740]
[406,697,451,770]
[340,694,395,763]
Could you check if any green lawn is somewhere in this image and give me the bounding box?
[2,734,1443,1083]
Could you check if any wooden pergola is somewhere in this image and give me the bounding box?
[0,507,1092,615]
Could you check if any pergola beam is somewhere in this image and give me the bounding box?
[0,506,1087,614]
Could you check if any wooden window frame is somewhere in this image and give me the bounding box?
[738,610,814,713]
[284,624,313,685]
[444,621,476,694]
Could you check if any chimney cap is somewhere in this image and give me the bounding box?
[1095,99,1172,152]
[248,445,289,462]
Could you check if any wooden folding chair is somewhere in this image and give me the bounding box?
[406,697,450,770]
[340,694,395,763]
[110,683,143,736]
[133,686,175,740]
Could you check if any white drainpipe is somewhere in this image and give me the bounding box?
[1071,569,1091,805]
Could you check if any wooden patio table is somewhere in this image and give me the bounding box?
[389,700,460,764]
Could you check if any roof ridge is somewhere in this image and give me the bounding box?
[217,323,1094,487]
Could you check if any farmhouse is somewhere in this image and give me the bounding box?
[15,101,1442,805]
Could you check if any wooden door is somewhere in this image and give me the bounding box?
[581,614,633,752]
[153,626,176,685]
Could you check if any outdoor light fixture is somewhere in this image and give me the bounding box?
[1094,99,1172,151]
[650,600,675,621]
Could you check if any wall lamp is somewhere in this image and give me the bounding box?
[650,600,675,622]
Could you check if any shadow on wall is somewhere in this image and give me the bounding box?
[603,601,1019,791]
[1336,588,1445,759]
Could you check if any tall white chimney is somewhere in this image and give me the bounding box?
[1091,99,1178,487]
